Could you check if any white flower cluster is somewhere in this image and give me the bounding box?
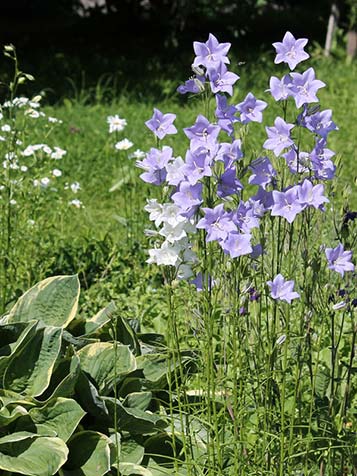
[0,98,82,210]
[144,199,197,279]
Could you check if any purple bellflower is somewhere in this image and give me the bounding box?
[267,274,300,303]
[233,201,260,234]
[184,115,220,151]
[183,147,213,185]
[216,140,243,168]
[273,31,309,70]
[303,109,338,138]
[297,179,329,210]
[310,139,336,180]
[208,63,239,96]
[249,156,277,190]
[137,146,173,185]
[263,117,294,156]
[172,181,203,217]
[193,33,231,69]
[325,243,355,277]
[215,94,239,136]
[196,204,237,242]
[177,76,205,95]
[145,108,177,140]
[283,148,310,174]
[237,92,268,124]
[271,186,303,223]
[269,75,293,101]
[221,232,253,259]
[217,167,243,198]
[290,68,326,109]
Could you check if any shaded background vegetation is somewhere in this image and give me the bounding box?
[0,0,355,100]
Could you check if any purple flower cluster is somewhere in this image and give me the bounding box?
[138,31,345,298]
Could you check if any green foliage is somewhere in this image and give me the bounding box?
[0,275,189,476]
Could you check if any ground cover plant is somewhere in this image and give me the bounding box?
[0,31,356,476]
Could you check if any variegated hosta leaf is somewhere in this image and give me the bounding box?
[0,431,68,476]
[61,431,112,476]
[6,275,80,328]
[3,324,63,397]
[78,342,136,393]
[18,397,85,442]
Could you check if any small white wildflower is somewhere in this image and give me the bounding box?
[0,136,5,142]
[70,181,81,193]
[16,139,22,145]
[42,145,52,155]
[9,161,19,170]
[33,179,40,187]
[1,124,11,132]
[13,97,29,108]
[40,177,50,188]
[51,146,66,159]
[25,109,40,119]
[69,198,83,208]
[48,116,61,123]
[0,185,5,190]
[52,168,62,177]
[107,114,127,133]
[20,165,28,172]
[129,149,145,160]
[115,138,133,151]
[28,219,35,226]
[10,199,17,205]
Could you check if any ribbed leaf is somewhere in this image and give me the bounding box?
[62,431,111,476]
[0,431,68,476]
[3,325,63,397]
[78,342,136,393]
[7,275,80,328]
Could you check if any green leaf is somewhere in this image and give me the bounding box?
[61,431,111,476]
[7,275,80,328]
[3,324,63,397]
[44,354,81,401]
[0,431,68,476]
[0,403,28,427]
[19,397,85,442]
[120,440,145,464]
[0,321,38,382]
[118,462,153,476]
[104,397,168,434]
[123,391,152,411]
[78,342,136,393]
[82,302,116,336]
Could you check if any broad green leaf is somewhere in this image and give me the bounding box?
[120,440,145,465]
[44,354,81,401]
[104,397,168,434]
[75,372,109,419]
[123,391,152,411]
[78,342,136,393]
[7,275,80,328]
[118,462,152,476]
[82,301,116,336]
[0,321,38,382]
[147,458,187,476]
[19,397,85,442]
[0,431,68,476]
[3,325,63,397]
[0,404,28,426]
[61,431,111,476]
